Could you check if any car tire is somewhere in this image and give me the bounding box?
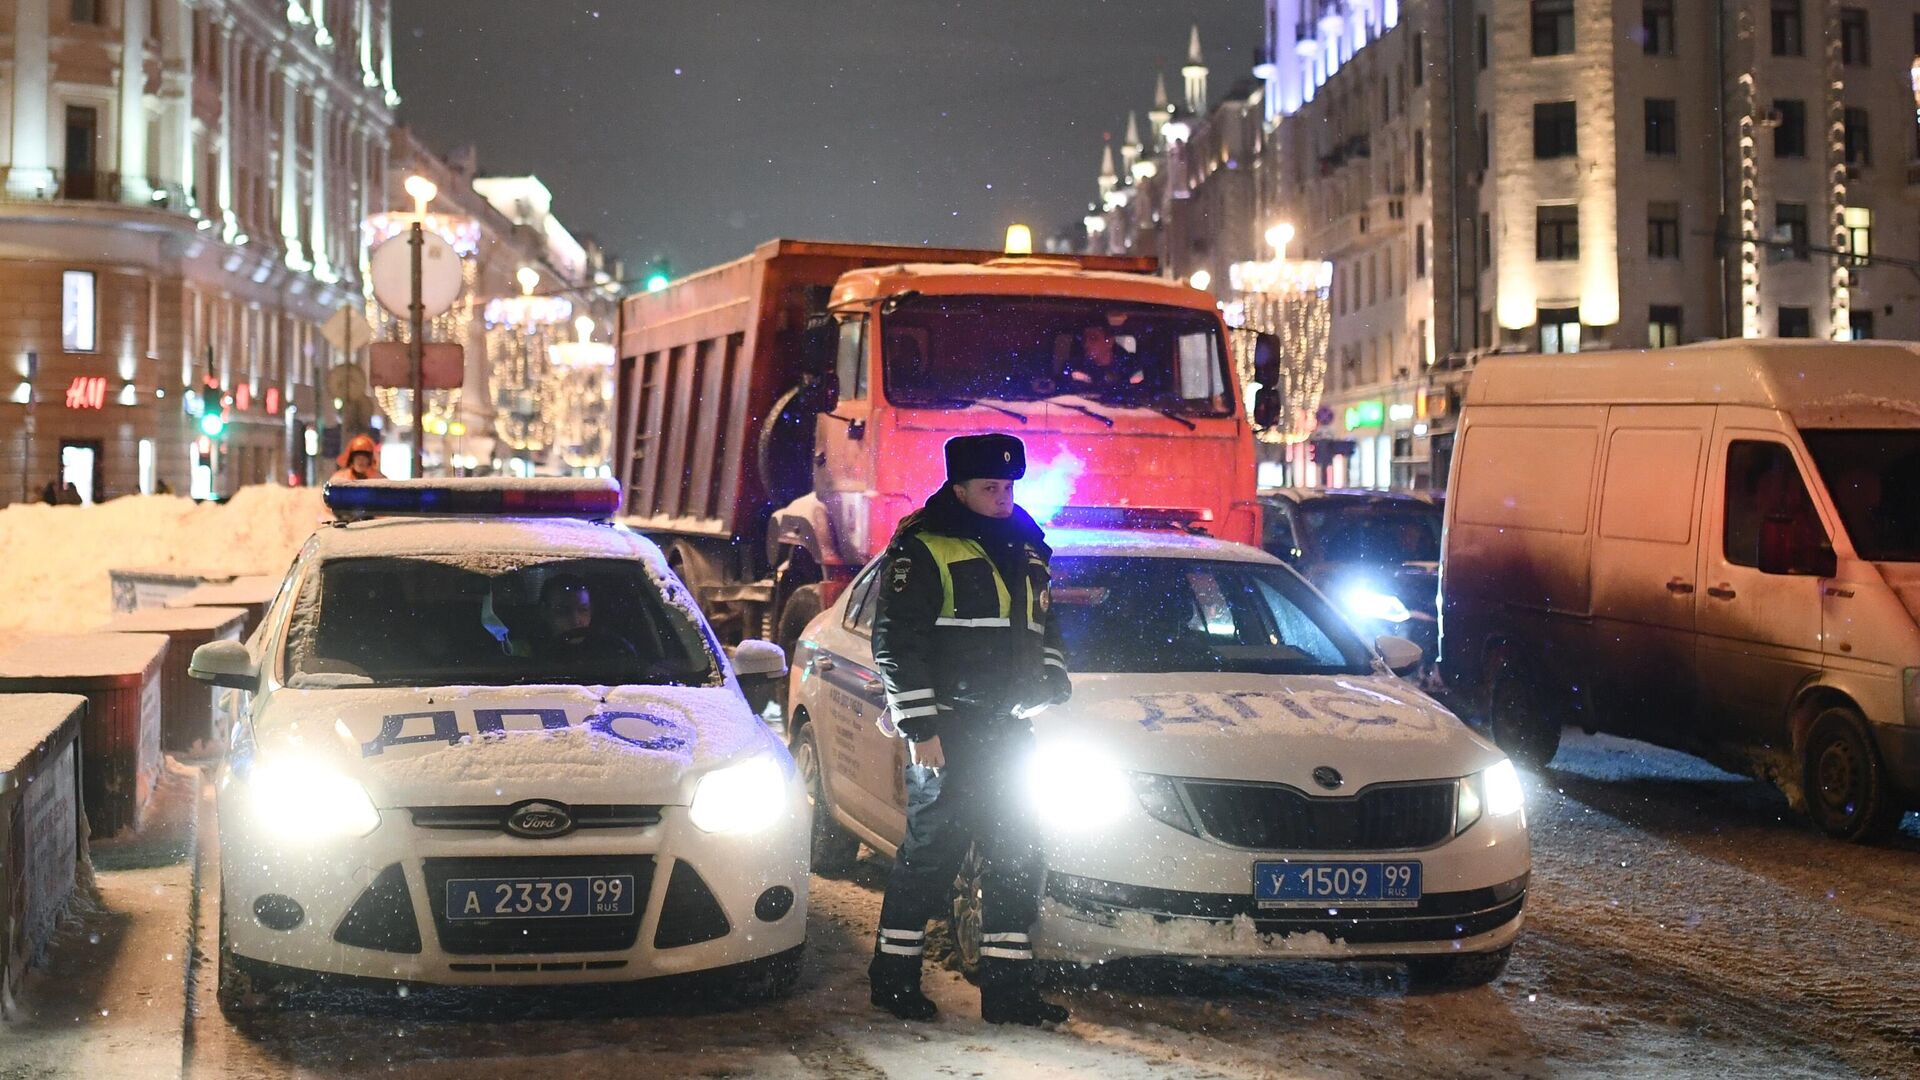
[1486,653,1560,769]
[728,944,805,1001]
[1802,705,1904,843]
[945,846,985,983]
[1405,945,1511,992]
[775,583,824,667]
[792,722,861,874]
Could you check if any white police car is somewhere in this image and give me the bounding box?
[189,479,808,1012]
[787,526,1528,988]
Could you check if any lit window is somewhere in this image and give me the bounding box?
[62,270,97,352]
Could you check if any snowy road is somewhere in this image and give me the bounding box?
[182,732,1919,1079]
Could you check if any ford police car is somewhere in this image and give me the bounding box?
[189,479,808,1012]
[788,526,1529,988]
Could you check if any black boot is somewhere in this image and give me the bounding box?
[868,951,937,1021]
[979,958,1068,1026]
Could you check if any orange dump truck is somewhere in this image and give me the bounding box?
[614,238,1273,650]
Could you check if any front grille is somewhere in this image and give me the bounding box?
[1181,780,1456,852]
[422,855,654,955]
[653,860,732,949]
[408,805,663,831]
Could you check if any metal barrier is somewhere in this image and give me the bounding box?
[0,635,168,837]
[99,608,247,753]
[0,694,86,1016]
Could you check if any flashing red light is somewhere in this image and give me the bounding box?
[323,478,623,520]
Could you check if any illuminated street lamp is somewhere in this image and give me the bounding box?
[1228,222,1333,451]
[404,174,438,216]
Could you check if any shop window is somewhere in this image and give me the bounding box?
[1539,307,1581,354]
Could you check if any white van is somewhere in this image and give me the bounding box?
[1439,340,1920,841]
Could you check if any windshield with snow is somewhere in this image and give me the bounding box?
[288,556,718,688]
[1048,557,1371,675]
[1302,503,1443,565]
[879,295,1233,415]
[1803,429,1920,562]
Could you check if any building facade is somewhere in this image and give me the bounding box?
[0,0,397,503]
[1259,0,1920,490]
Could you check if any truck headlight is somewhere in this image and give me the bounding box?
[689,754,788,834]
[1026,743,1132,830]
[246,760,380,842]
[1341,584,1411,624]
[1457,759,1525,834]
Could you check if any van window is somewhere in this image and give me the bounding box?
[1723,441,1823,567]
[1456,424,1597,534]
[1601,428,1702,544]
[1802,429,1920,562]
[842,563,881,634]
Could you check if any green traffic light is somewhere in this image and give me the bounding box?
[199,412,225,437]
[644,272,670,293]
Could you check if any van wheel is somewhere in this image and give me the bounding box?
[1802,706,1903,843]
[1486,655,1561,769]
[1406,946,1511,992]
[793,722,861,874]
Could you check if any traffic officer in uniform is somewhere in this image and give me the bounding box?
[867,433,1072,1026]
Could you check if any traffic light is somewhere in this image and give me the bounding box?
[644,269,670,293]
[199,398,226,438]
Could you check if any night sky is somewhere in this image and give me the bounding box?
[392,1,1264,277]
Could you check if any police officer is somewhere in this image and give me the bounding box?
[867,433,1072,1026]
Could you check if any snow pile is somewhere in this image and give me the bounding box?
[0,693,86,774]
[0,634,168,680]
[0,485,325,646]
[1096,907,1339,958]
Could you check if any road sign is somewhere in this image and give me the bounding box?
[370,231,462,319]
[369,341,464,390]
[320,306,374,353]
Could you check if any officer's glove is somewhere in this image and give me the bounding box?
[1043,666,1073,706]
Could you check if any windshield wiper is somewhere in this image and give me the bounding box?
[924,396,1027,423]
[1148,404,1198,430]
[1040,394,1115,428]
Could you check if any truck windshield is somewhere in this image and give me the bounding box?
[288,556,719,688]
[1802,429,1920,562]
[1049,556,1372,675]
[879,295,1234,416]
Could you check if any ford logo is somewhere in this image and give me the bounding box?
[506,800,575,838]
[1311,766,1344,791]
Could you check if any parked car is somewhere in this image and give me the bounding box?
[787,526,1529,987]
[1258,488,1442,666]
[1440,340,1920,841]
[191,479,808,1013]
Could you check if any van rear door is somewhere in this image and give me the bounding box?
[1696,409,1833,751]
[1590,407,1713,736]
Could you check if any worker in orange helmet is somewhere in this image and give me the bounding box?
[330,434,381,483]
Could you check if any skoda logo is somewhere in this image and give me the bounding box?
[506,800,575,838]
[1311,766,1344,791]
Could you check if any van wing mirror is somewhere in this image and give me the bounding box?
[1757,515,1837,577]
[189,639,259,690]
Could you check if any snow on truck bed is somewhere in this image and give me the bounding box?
[0,485,325,649]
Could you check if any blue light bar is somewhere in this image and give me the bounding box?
[1049,505,1214,533]
[324,478,622,520]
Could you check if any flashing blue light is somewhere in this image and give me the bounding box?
[1015,449,1085,525]
[323,479,622,519]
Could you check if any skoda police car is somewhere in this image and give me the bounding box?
[788,525,1529,988]
[190,479,808,1011]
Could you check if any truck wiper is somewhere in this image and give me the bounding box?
[1149,404,1198,430]
[925,396,1027,423]
[1047,397,1115,428]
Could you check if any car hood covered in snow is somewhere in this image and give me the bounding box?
[251,683,779,807]
[1035,672,1503,788]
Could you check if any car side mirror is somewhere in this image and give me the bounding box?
[731,638,789,680]
[190,639,259,690]
[1374,634,1423,675]
[1757,515,1837,577]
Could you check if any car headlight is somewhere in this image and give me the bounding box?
[688,754,788,834]
[1025,742,1133,831]
[1457,759,1525,834]
[1341,584,1411,624]
[245,759,380,841]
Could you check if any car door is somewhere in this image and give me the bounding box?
[806,563,909,842]
[1588,406,1712,737]
[1696,413,1832,753]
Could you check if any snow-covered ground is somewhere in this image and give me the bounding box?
[178,733,1917,1079]
[0,486,325,650]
